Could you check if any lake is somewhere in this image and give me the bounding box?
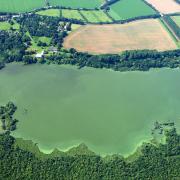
[0,63,180,156]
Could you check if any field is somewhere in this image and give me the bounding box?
[64,19,177,54]
[80,10,112,23]
[62,9,84,21]
[109,0,156,20]
[71,24,82,31]
[0,0,45,13]
[37,9,112,23]
[37,9,60,17]
[49,0,103,9]
[146,0,180,14]
[171,16,180,27]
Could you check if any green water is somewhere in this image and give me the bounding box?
[0,63,180,156]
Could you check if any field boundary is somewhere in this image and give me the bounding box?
[142,0,160,14]
[159,18,179,48]
[35,7,161,25]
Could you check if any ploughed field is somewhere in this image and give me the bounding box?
[64,19,177,54]
[0,63,180,155]
[146,0,180,14]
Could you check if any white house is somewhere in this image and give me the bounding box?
[35,50,44,58]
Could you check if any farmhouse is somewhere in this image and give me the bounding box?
[49,46,58,53]
[35,50,44,58]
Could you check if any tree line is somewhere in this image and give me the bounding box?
[45,49,180,71]
[0,124,179,179]
[163,15,180,40]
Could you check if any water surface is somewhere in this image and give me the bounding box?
[0,63,180,155]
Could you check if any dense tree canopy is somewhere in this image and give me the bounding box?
[0,102,18,131]
[0,126,179,179]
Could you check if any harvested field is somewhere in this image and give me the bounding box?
[64,19,177,54]
[146,0,180,14]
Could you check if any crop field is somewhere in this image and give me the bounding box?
[37,9,84,20]
[171,16,180,27]
[80,10,112,23]
[64,19,177,54]
[109,0,156,20]
[36,9,112,23]
[0,0,45,13]
[146,0,180,14]
[37,9,60,17]
[49,0,103,9]
[61,9,84,21]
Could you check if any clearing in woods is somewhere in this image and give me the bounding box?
[146,0,180,14]
[63,19,177,54]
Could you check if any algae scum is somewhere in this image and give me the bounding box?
[0,63,180,155]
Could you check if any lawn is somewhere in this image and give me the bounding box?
[36,9,60,17]
[0,21,20,30]
[81,10,112,23]
[0,0,45,13]
[33,36,51,45]
[0,22,11,30]
[171,16,180,27]
[49,0,103,9]
[108,0,156,20]
[26,31,51,53]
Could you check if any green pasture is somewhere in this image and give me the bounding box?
[81,10,112,23]
[36,9,60,17]
[49,0,103,9]
[108,0,156,20]
[62,9,84,20]
[0,0,45,13]
[36,8,111,23]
